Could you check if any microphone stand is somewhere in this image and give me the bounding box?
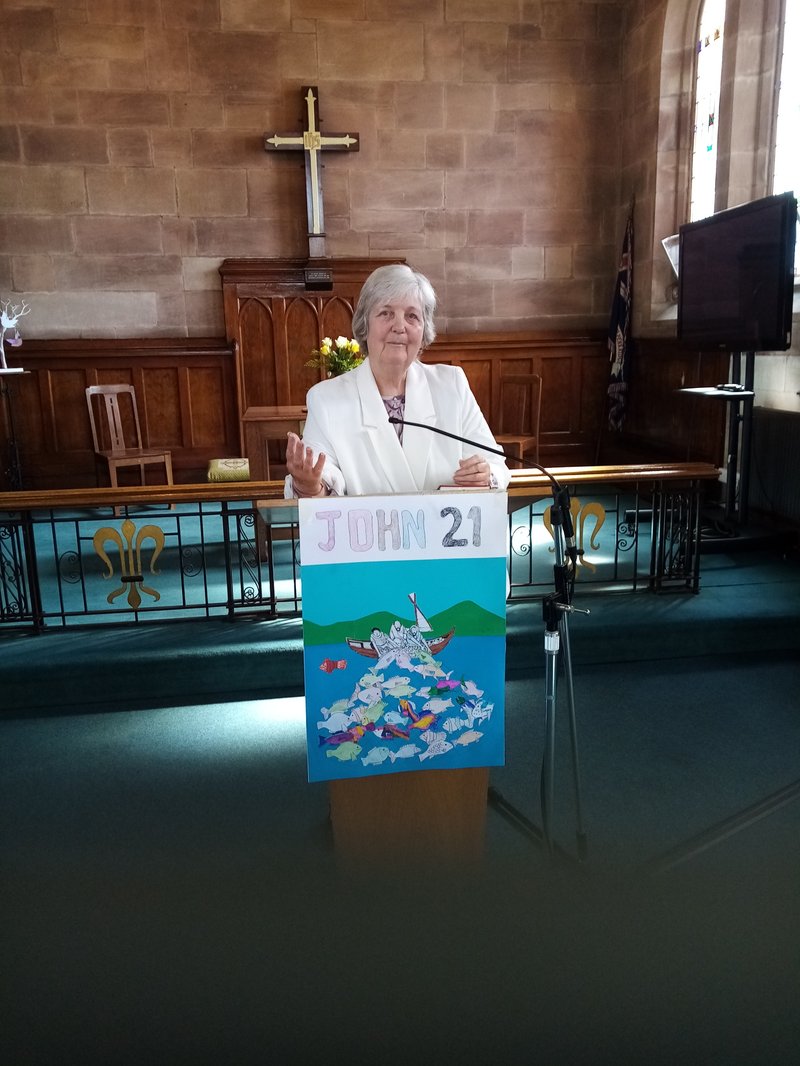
[539,487,588,862]
[389,415,588,865]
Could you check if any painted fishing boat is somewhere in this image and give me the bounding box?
[346,592,455,659]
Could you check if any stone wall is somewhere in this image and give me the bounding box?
[1,0,629,339]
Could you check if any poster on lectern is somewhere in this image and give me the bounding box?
[299,491,508,784]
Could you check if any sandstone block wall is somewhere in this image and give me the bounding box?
[1,0,629,339]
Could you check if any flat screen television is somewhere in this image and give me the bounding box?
[677,191,797,352]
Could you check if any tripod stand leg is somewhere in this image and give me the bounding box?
[541,638,558,855]
[559,614,588,860]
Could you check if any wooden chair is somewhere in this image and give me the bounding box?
[85,384,174,515]
[496,372,542,466]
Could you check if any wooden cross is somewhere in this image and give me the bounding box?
[264,86,359,265]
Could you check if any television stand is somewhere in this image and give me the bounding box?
[679,349,756,527]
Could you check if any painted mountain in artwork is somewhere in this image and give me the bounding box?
[303,599,505,646]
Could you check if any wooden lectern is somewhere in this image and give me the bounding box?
[328,767,490,866]
[297,490,508,870]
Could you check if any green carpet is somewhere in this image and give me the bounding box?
[3,547,799,713]
[3,656,799,1064]
[2,543,800,1064]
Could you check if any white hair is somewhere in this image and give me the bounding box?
[352,264,437,354]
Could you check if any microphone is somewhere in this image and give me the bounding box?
[554,484,578,570]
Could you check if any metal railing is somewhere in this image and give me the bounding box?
[1,465,719,632]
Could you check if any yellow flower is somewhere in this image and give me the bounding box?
[306,335,363,376]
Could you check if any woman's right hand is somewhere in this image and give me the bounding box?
[286,432,326,496]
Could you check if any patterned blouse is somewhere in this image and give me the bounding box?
[382,394,405,441]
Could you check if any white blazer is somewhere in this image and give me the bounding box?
[284,358,510,497]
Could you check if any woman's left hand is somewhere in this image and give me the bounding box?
[452,454,493,488]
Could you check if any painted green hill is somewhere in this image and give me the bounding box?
[303,599,505,646]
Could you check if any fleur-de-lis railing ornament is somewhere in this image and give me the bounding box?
[93,518,165,608]
[544,496,606,574]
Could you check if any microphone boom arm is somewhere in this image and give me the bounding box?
[387,414,578,575]
[387,414,562,491]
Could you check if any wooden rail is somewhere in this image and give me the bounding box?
[508,461,720,499]
[0,462,720,515]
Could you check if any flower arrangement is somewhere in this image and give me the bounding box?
[306,335,362,377]
[0,298,30,373]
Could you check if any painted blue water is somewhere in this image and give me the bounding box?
[304,635,506,783]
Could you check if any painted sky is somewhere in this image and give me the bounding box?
[301,556,507,627]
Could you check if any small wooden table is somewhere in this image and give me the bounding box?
[242,405,307,481]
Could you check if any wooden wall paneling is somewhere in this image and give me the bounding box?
[51,368,93,452]
[539,352,577,451]
[423,333,610,465]
[24,370,48,453]
[283,296,322,404]
[1,323,728,492]
[604,341,729,465]
[237,295,277,414]
[2,340,239,491]
[21,367,93,487]
[133,365,182,450]
[579,347,614,460]
[184,366,227,448]
[458,358,493,426]
[318,295,357,347]
[178,366,195,449]
[492,355,537,441]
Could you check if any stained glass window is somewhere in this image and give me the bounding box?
[773,0,800,273]
[689,0,726,222]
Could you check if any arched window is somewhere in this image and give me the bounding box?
[772,0,799,272]
[689,0,727,221]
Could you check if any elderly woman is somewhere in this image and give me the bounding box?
[285,264,510,498]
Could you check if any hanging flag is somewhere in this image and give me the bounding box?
[607,207,634,431]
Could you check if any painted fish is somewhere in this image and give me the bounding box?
[319,658,347,673]
[396,698,416,717]
[383,710,410,726]
[410,712,438,732]
[380,723,410,740]
[442,716,469,734]
[361,747,394,767]
[383,675,412,690]
[317,711,356,733]
[320,698,352,719]
[384,683,416,699]
[357,699,387,725]
[388,743,422,761]
[419,729,444,745]
[462,680,484,698]
[411,661,444,679]
[355,684,384,705]
[422,697,454,714]
[453,730,483,747]
[419,737,454,761]
[318,729,361,747]
[469,701,494,727]
[326,742,362,761]
[434,678,460,690]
